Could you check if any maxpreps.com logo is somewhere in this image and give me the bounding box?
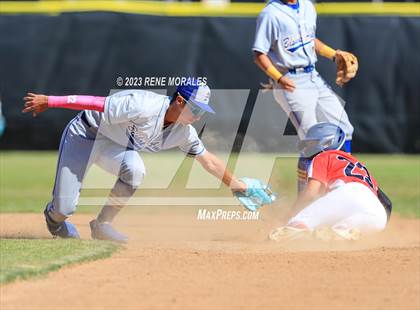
[283,30,315,53]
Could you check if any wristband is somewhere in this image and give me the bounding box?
[265,65,282,82]
[319,45,336,60]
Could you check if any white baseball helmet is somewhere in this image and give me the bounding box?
[298,122,346,157]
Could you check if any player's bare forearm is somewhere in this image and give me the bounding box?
[254,52,275,72]
[196,151,246,192]
[253,51,295,92]
[315,38,336,60]
[291,179,324,214]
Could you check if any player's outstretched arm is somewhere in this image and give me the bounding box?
[290,179,324,215]
[253,52,295,92]
[23,93,105,117]
[195,151,246,192]
[195,151,276,211]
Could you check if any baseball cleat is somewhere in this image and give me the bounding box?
[314,227,361,241]
[44,208,80,239]
[269,226,312,241]
[333,227,361,241]
[90,219,128,243]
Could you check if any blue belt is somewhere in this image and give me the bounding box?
[288,65,314,74]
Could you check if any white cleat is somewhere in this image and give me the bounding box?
[269,226,312,241]
[314,227,361,241]
[334,227,361,241]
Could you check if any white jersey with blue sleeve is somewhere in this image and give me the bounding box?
[82,90,206,156]
[253,0,318,70]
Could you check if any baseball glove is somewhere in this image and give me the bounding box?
[234,177,276,211]
[335,50,358,86]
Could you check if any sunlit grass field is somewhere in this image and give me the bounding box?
[0,151,419,217]
[0,239,120,284]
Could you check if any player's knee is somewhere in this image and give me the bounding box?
[119,163,145,188]
[368,212,388,232]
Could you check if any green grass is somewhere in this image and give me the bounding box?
[0,239,120,284]
[357,155,420,218]
[1,152,56,213]
[0,151,419,217]
[0,151,99,213]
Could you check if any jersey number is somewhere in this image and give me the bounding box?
[336,156,374,189]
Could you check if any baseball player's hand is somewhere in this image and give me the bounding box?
[22,93,48,117]
[260,79,274,93]
[335,50,358,87]
[278,76,295,92]
[234,177,277,211]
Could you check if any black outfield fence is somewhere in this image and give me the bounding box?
[0,12,419,152]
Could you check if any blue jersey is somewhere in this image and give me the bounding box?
[253,0,317,70]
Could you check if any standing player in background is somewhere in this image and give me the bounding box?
[22,84,275,243]
[252,0,358,193]
[270,123,392,241]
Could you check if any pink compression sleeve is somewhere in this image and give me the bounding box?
[47,95,105,112]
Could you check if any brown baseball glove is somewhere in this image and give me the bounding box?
[335,50,358,86]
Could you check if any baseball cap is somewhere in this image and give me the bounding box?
[176,84,215,114]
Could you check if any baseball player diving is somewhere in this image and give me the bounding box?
[22,84,275,243]
[270,123,392,241]
[252,0,359,193]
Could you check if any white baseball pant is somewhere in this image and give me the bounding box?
[288,182,387,233]
[273,70,354,140]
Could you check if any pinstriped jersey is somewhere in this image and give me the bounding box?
[253,0,317,70]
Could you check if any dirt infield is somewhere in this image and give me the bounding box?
[1,210,419,310]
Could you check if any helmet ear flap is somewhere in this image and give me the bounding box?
[324,127,346,152]
[335,127,346,151]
